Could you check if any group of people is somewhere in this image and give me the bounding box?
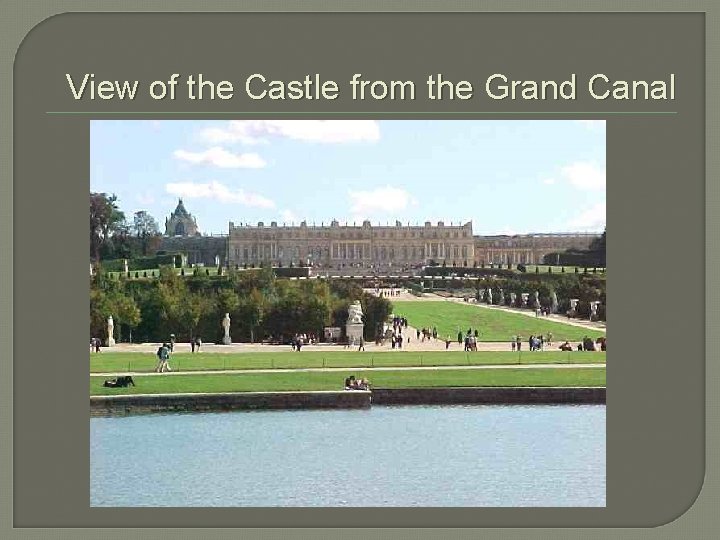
[344,375,371,391]
[417,326,438,342]
[388,315,409,349]
[461,329,481,351]
[511,333,553,352]
[291,333,317,351]
[90,337,101,353]
[559,336,607,351]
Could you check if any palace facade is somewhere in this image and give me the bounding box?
[159,200,600,271]
[228,219,475,270]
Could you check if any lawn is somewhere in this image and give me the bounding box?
[391,300,605,342]
[91,367,606,395]
[90,350,606,373]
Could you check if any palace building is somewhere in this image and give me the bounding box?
[228,219,475,270]
[159,200,599,271]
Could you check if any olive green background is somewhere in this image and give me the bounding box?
[1,2,717,539]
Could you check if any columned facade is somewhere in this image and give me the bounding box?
[228,220,475,270]
[474,233,597,266]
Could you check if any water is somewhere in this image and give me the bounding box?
[90,405,605,507]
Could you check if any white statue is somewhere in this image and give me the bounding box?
[222,313,232,344]
[347,301,364,324]
[107,316,115,347]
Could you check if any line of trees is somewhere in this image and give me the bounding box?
[471,275,606,321]
[90,192,162,262]
[90,266,393,344]
[543,229,606,267]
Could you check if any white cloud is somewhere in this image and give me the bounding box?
[348,186,414,218]
[200,120,381,145]
[542,178,556,185]
[165,181,275,208]
[560,161,605,191]
[567,202,606,231]
[173,147,266,168]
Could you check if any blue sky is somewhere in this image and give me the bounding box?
[90,120,605,235]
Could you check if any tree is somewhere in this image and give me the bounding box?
[90,192,125,262]
[237,288,265,343]
[178,292,214,340]
[589,229,607,267]
[111,293,141,342]
[133,210,162,255]
[361,293,393,340]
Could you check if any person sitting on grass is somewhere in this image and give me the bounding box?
[559,341,573,351]
[344,375,356,390]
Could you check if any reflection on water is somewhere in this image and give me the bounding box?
[90,404,605,507]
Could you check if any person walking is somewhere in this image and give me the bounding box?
[155,343,171,373]
[358,337,365,352]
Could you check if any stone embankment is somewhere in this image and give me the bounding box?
[91,387,604,416]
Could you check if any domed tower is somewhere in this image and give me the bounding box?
[165,199,199,236]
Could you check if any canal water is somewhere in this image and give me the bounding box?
[90,404,605,507]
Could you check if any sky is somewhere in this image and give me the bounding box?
[90,120,606,236]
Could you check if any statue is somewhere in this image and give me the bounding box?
[510,292,517,306]
[568,298,579,318]
[590,301,601,321]
[550,291,559,313]
[521,293,529,308]
[347,300,364,324]
[106,316,115,347]
[486,288,493,305]
[222,312,232,344]
[123,259,129,274]
[533,291,541,309]
[498,289,505,306]
[345,300,365,342]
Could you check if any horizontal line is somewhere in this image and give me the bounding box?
[47,110,677,115]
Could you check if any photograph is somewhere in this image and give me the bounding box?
[89,120,606,507]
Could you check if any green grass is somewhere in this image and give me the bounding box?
[392,300,604,342]
[90,350,606,373]
[91,367,606,396]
